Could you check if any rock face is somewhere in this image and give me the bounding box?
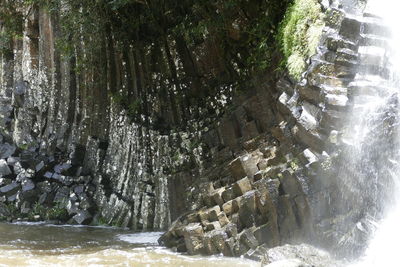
[159,0,383,258]
[0,135,97,223]
[0,0,386,261]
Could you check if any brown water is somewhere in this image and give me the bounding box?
[0,222,258,267]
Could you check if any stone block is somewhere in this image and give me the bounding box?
[217,119,239,148]
[339,17,361,40]
[242,121,259,141]
[233,239,249,256]
[277,195,300,242]
[203,232,218,255]
[38,193,48,205]
[257,159,269,170]
[198,209,209,222]
[231,213,242,231]
[210,230,229,255]
[225,223,238,238]
[233,177,252,196]
[17,188,40,206]
[73,210,93,224]
[260,146,277,159]
[222,200,234,216]
[232,196,242,213]
[35,161,45,172]
[217,212,230,227]
[253,170,263,181]
[238,191,257,228]
[229,155,259,180]
[0,182,20,196]
[221,187,235,202]
[0,143,16,159]
[202,194,215,207]
[183,223,205,255]
[292,123,325,153]
[211,188,225,207]
[298,149,319,166]
[199,182,215,205]
[0,159,11,176]
[255,186,277,223]
[186,212,200,223]
[21,179,35,192]
[239,229,259,250]
[7,157,20,166]
[224,237,235,256]
[205,221,221,231]
[293,194,312,233]
[253,223,280,248]
[279,170,304,197]
[66,199,79,215]
[207,206,221,222]
[54,186,70,202]
[298,84,321,104]
[266,150,286,166]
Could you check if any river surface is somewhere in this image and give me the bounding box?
[0,222,258,267]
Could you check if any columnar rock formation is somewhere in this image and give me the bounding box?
[160,0,393,258]
[0,0,391,260]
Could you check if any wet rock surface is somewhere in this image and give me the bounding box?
[158,0,376,258]
[0,0,388,263]
[0,136,97,224]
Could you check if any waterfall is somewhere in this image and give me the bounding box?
[344,0,400,264]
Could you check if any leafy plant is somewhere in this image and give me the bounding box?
[28,201,69,221]
[278,0,325,79]
[47,203,69,221]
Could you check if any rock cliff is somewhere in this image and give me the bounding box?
[0,0,389,260]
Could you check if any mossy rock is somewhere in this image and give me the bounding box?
[278,0,325,80]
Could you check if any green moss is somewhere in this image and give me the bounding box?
[47,203,69,221]
[18,144,29,151]
[278,0,325,79]
[93,215,108,226]
[290,158,301,171]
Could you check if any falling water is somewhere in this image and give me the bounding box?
[344,0,400,265]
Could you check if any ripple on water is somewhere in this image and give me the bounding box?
[0,223,258,267]
[116,232,164,245]
[0,247,259,267]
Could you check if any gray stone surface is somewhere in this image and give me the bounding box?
[0,160,11,176]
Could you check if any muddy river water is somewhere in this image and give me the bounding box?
[0,222,258,267]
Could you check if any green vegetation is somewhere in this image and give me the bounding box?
[28,202,47,221]
[6,203,20,218]
[28,202,69,221]
[47,202,69,221]
[93,215,109,226]
[289,157,301,171]
[0,0,293,128]
[278,0,325,79]
[1,0,326,128]
[18,141,38,151]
